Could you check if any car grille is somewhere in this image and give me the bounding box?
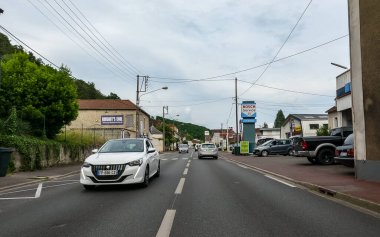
[91,164,127,181]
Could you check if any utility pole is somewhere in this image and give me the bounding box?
[235,77,239,145]
[136,75,140,137]
[162,106,168,152]
[136,75,149,137]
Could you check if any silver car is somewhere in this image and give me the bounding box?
[178,144,189,153]
[198,143,218,159]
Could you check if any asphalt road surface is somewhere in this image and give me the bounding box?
[0,150,379,237]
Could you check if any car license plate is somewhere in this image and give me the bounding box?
[97,170,118,176]
[340,152,347,157]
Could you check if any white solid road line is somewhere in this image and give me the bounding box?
[183,168,188,175]
[175,178,186,194]
[156,209,176,237]
[265,175,296,188]
[34,183,43,198]
[237,164,248,169]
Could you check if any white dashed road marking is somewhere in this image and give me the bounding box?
[174,178,186,194]
[156,209,176,237]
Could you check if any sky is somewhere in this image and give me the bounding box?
[0,0,350,130]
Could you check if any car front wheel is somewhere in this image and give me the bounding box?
[261,150,269,157]
[142,166,150,187]
[155,161,160,178]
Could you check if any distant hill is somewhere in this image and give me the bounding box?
[154,116,210,142]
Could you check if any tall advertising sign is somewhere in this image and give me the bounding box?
[241,101,256,123]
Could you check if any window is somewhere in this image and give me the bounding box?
[126,115,134,128]
[309,124,319,129]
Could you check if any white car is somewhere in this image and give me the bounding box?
[80,138,160,190]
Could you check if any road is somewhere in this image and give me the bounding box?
[0,150,379,237]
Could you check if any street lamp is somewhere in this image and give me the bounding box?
[331,62,348,69]
[136,85,168,137]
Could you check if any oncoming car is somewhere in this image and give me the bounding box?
[178,144,189,153]
[198,143,218,159]
[80,138,160,190]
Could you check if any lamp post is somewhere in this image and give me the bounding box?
[136,79,168,137]
[162,106,168,152]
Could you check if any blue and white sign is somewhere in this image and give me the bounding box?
[241,101,256,119]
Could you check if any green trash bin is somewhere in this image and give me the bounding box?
[234,146,240,155]
[0,147,13,177]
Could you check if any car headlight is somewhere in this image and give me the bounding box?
[127,158,143,166]
[82,162,91,168]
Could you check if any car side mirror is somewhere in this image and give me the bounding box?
[148,147,156,153]
[92,149,99,153]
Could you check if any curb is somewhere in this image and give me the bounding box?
[221,155,380,215]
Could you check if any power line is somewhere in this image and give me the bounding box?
[0,25,60,69]
[48,0,135,80]
[240,0,313,96]
[237,79,334,97]
[58,0,138,78]
[66,0,141,74]
[28,0,127,84]
[149,34,347,83]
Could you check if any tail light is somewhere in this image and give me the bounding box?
[301,140,308,150]
[335,149,340,156]
[347,148,354,157]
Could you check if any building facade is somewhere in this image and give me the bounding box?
[281,114,328,138]
[67,99,150,140]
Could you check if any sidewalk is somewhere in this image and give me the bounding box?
[220,151,380,214]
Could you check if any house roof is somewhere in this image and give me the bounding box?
[290,114,328,121]
[150,126,162,135]
[78,99,150,116]
[326,106,337,113]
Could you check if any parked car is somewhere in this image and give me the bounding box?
[334,133,355,167]
[254,139,292,157]
[178,144,189,153]
[256,137,274,146]
[80,138,160,190]
[198,143,218,159]
[294,127,353,165]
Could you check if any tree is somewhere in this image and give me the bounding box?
[0,52,78,138]
[274,110,286,128]
[263,122,269,128]
[316,125,329,136]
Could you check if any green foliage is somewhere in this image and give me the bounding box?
[316,125,329,136]
[74,79,120,99]
[0,107,31,135]
[55,130,106,147]
[155,116,209,142]
[0,33,22,55]
[274,110,286,128]
[0,52,79,138]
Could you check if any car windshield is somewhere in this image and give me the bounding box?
[344,134,354,145]
[98,139,144,153]
[179,144,188,148]
[202,144,216,148]
[260,140,273,146]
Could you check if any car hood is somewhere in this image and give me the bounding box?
[85,152,145,165]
